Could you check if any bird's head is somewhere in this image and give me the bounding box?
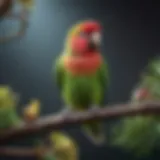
[65,20,102,56]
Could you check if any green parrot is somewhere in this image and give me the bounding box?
[112,57,160,157]
[54,20,109,145]
[0,85,21,129]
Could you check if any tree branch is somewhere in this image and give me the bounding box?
[0,101,160,144]
[0,147,39,157]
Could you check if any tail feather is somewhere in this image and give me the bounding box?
[81,121,106,145]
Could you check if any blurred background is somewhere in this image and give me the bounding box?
[0,0,160,159]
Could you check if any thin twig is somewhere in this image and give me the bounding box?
[0,101,160,144]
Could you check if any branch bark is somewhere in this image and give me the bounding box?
[0,147,38,157]
[0,146,48,157]
[0,101,160,144]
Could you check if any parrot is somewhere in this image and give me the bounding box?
[50,131,79,160]
[36,131,79,160]
[23,98,41,122]
[0,85,21,129]
[112,57,160,157]
[54,20,109,145]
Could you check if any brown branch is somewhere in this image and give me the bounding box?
[0,147,39,157]
[0,146,49,158]
[0,101,160,144]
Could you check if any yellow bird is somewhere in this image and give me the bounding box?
[50,132,79,160]
[17,0,35,11]
[23,99,40,122]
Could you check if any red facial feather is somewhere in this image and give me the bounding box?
[63,53,102,75]
[71,37,88,54]
[81,21,101,33]
[70,21,101,54]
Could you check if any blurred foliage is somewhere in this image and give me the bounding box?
[112,56,160,157]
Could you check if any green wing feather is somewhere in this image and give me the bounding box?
[96,61,109,106]
[54,56,65,91]
[98,61,109,90]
